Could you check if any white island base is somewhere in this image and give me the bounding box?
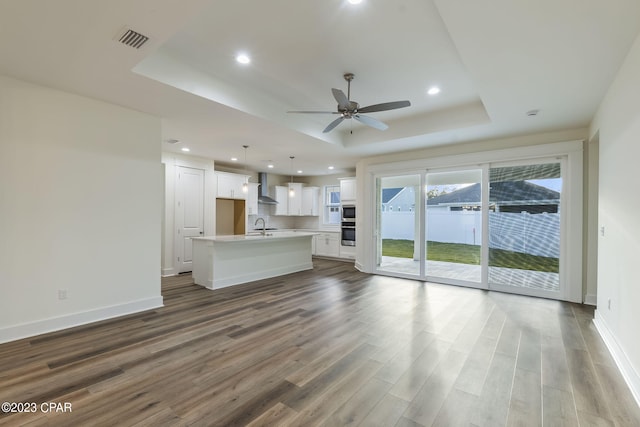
[191,232,316,290]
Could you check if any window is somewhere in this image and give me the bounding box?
[323,185,341,225]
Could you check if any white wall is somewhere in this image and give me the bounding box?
[590,32,640,404]
[0,75,163,343]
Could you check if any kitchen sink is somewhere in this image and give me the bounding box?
[245,232,273,237]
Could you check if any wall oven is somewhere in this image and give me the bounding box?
[341,221,355,246]
[341,205,356,246]
[341,205,356,220]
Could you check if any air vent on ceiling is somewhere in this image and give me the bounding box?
[116,28,149,49]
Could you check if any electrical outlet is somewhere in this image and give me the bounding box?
[58,289,67,300]
[600,226,605,237]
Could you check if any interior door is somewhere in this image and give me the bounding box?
[176,166,204,273]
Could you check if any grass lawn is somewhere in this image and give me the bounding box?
[381,239,559,273]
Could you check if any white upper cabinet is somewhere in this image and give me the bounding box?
[302,186,319,216]
[246,182,259,215]
[217,172,248,199]
[287,183,304,216]
[340,178,356,202]
[272,184,318,216]
[272,186,289,215]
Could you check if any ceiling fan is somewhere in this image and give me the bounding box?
[288,73,411,133]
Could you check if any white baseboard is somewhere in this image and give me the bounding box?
[593,310,640,407]
[312,255,356,263]
[355,261,364,272]
[0,296,164,344]
[162,267,176,277]
[584,293,597,306]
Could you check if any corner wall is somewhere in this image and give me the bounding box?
[0,75,163,343]
[583,133,599,305]
[590,32,640,404]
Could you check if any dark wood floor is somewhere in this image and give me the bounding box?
[1,259,639,426]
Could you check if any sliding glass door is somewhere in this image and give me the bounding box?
[487,161,562,297]
[425,169,483,287]
[376,174,422,277]
[374,157,565,300]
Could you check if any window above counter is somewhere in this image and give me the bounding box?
[323,185,340,226]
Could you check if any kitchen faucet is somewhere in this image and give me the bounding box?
[254,217,266,235]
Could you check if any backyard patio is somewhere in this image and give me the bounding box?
[379,257,560,292]
[379,238,560,293]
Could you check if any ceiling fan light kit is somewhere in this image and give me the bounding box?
[288,73,411,133]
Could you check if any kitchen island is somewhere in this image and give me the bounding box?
[191,232,317,289]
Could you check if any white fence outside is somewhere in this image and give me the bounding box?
[381,211,560,258]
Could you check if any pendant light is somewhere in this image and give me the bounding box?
[242,145,249,193]
[289,156,295,197]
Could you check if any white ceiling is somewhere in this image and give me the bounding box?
[1,0,639,176]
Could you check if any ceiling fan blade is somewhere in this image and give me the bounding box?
[354,114,388,131]
[287,110,338,114]
[357,100,411,114]
[323,116,345,133]
[331,88,351,110]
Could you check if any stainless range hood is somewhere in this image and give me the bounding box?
[258,172,278,204]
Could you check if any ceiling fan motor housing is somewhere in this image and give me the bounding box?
[340,101,360,117]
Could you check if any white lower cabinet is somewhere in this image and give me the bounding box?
[313,232,340,258]
[339,244,356,260]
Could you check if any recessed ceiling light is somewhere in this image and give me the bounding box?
[348,0,363,4]
[181,147,190,152]
[328,166,335,170]
[235,53,251,64]
[297,170,303,174]
[427,86,441,96]
[526,109,540,116]
[231,157,238,161]
[267,164,274,169]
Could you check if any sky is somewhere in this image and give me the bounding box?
[527,178,562,192]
